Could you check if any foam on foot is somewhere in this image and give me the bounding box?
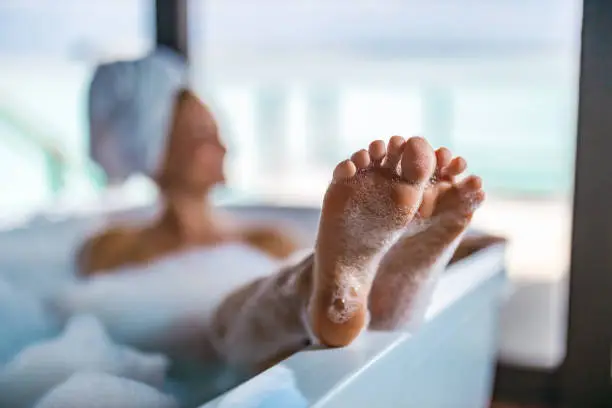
[432,175,485,222]
[369,170,486,331]
[416,146,467,218]
[310,137,435,347]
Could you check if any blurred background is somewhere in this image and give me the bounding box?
[0,0,581,281]
[0,0,594,406]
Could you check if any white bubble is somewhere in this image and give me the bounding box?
[0,315,169,408]
[35,372,178,408]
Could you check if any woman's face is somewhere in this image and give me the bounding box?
[161,91,227,192]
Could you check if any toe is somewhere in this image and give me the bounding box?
[432,175,485,217]
[435,148,452,171]
[400,137,436,184]
[459,175,482,192]
[456,176,485,210]
[444,157,467,179]
[463,187,486,213]
[351,149,371,170]
[333,160,357,181]
[368,140,386,163]
[383,136,405,170]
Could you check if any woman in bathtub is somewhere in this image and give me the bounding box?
[79,48,490,371]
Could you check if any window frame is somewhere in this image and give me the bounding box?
[561,0,612,406]
[155,0,188,57]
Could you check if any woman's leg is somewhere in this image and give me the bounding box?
[209,254,314,369]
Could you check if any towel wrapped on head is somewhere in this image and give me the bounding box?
[88,47,188,184]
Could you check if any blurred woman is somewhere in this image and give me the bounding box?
[80,48,298,275]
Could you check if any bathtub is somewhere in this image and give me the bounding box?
[201,233,506,407]
[0,203,507,407]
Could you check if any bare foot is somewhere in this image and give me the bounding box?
[369,172,486,330]
[431,174,485,222]
[309,137,436,347]
[412,147,502,264]
[418,146,467,219]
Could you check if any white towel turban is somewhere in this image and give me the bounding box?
[88,47,187,183]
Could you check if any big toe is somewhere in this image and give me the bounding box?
[400,137,436,184]
[458,175,483,194]
[456,176,486,212]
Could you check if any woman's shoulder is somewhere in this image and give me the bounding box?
[86,226,141,251]
[77,226,142,276]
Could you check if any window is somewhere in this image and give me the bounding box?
[190,0,583,282]
[0,0,154,220]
